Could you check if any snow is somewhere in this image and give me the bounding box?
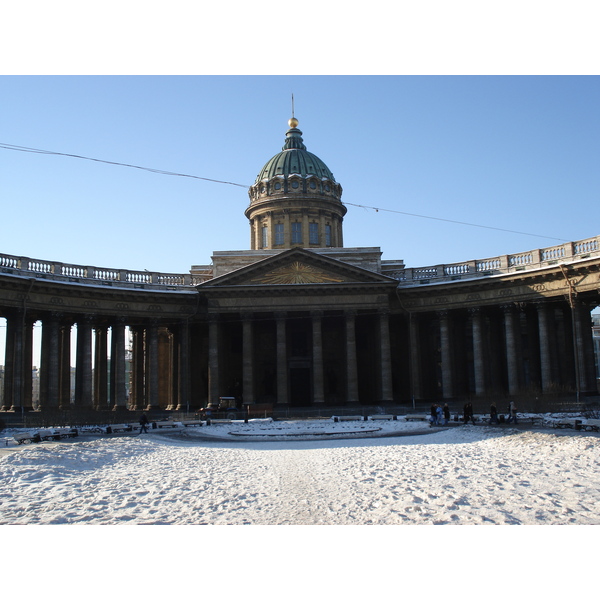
[1,416,598,594]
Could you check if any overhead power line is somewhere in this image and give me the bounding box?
[1,141,568,243]
[343,202,569,243]
[0,142,249,188]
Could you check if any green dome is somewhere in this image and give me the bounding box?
[254,122,336,183]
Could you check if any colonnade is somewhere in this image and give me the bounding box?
[207,309,393,407]
[1,298,598,412]
[0,310,191,413]
[408,299,598,401]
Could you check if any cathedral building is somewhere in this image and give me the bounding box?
[1,117,599,414]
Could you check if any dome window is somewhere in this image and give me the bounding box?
[309,180,317,189]
[291,180,300,189]
[274,182,282,190]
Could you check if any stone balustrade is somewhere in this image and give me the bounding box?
[0,253,206,290]
[389,235,600,285]
[2,235,599,290]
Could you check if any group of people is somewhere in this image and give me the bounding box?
[430,401,518,426]
[429,403,450,426]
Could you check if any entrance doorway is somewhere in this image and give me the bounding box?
[289,367,311,406]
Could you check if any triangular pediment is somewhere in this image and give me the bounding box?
[198,248,397,288]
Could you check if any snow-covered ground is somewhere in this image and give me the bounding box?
[2,416,599,525]
[2,416,598,596]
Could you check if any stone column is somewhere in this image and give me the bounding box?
[75,316,94,407]
[379,310,393,402]
[408,314,423,401]
[438,311,454,399]
[318,211,327,247]
[40,313,60,409]
[23,318,34,411]
[345,311,359,404]
[502,304,522,396]
[111,319,128,411]
[207,314,220,405]
[5,311,24,411]
[275,312,288,405]
[128,326,143,410]
[242,313,255,405]
[175,321,191,411]
[158,327,172,409]
[58,321,72,410]
[311,311,325,404]
[2,313,16,410]
[572,300,597,394]
[470,308,486,396]
[301,210,310,246]
[283,210,291,247]
[145,320,159,410]
[94,326,109,410]
[536,302,554,392]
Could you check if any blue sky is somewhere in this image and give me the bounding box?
[1,75,599,274]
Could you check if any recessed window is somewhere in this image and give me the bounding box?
[292,222,302,244]
[309,180,317,189]
[291,180,299,189]
[274,182,281,190]
[275,223,284,245]
[325,224,332,247]
[309,222,319,244]
[261,226,268,248]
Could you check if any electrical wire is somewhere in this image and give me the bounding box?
[1,141,569,242]
[0,142,249,188]
[343,202,570,243]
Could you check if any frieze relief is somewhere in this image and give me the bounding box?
[249,261,347,285]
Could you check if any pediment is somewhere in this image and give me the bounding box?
[198,248,397,288]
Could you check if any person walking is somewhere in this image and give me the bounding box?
[430,403,438,426]
[436,404,443,426]
[139,412,149,434]
[506,401,518,424]
[463,402,475,425]
[443,403,450,425]
[490,402,498,424]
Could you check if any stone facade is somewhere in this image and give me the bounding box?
[1,118,599,414]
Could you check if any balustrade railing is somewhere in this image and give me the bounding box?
[0,253,202,290]
[1,235,598,289]
[395,235,599,285]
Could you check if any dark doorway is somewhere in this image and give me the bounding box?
[290,367,311,406]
